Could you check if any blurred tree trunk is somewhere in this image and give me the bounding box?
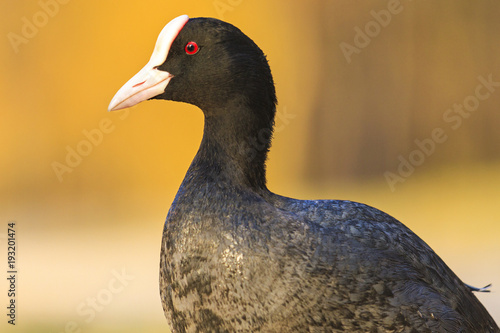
[303,0,500,183]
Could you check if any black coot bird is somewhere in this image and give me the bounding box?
[109,15,499,332]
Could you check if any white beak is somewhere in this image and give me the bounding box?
[108,15,189,111]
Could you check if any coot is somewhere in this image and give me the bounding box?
[109,15,499,332]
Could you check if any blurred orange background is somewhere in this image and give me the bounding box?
[1,1,499,332]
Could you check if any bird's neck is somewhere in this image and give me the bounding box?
[184,102,275,192]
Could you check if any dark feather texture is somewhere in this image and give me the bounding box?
[133,17,498,332]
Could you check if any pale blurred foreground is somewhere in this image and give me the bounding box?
[1,163,499,333]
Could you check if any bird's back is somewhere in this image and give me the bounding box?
[268,193,499,332]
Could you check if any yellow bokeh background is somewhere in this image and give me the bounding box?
[1,1,499,332]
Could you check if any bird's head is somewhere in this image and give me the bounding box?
[108,15,276,116]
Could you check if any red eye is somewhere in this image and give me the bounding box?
[185,41,199,55]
